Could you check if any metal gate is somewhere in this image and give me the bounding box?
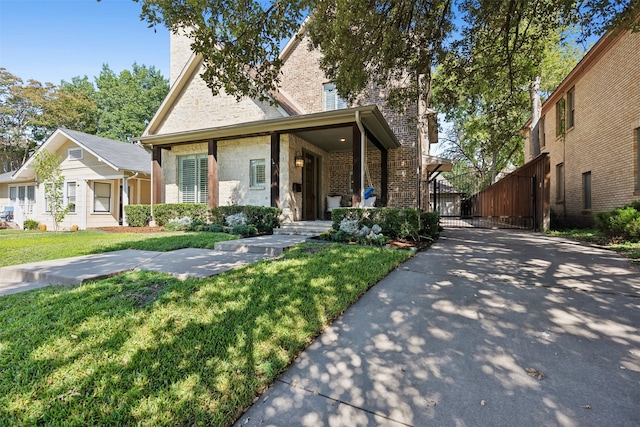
[432,154,549,230]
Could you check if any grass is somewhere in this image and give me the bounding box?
[548,228,640,260]
[0,230,237,268]
[0,243,412,426]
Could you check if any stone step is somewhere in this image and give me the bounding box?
[273,221,333,236]
[214,235,309,256]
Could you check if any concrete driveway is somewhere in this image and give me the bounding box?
[239,228,640,427]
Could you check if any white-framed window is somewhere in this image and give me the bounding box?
[94,182,111,212]
[179,154,208,203]
[250,159,266,189]
[582,171,592,211]
[66,181,76,213]
[9,186,17,201]
[323,83,347,111]
[68,148,83,160]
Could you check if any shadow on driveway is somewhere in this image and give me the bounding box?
[239,228,640,426]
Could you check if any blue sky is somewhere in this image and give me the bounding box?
[0,0,169,85]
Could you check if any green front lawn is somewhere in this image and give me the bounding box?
[0,230,237,268]
[0,243,412,426]
[548,228,640,260]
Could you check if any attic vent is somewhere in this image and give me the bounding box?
[68,148,83,160]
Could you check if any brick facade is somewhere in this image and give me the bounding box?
[147,30,433,215]
[524,30,640,226]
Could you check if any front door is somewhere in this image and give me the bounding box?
[303,152,316,220]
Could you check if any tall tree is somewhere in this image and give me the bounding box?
[0,69,51,172]
[94,63,169,141]
[134,0,638,109]
[35,76,99,136]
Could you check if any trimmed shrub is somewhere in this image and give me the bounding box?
[186,220,225,233]
[153,204,209,226]
[231,224,258,237]
[596,204,640,241]
[210,206,281,233]
[124,205,152,227]
[23,219,39,230]
[331,207,439,241]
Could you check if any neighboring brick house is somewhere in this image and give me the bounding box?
[137,28,446,222]
[524,29,640,227]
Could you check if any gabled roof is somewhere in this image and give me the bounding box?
[0,171,16,183]
[12,128,150,181]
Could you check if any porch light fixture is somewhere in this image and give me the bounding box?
[339,138,346,142]
[295,155,304,168]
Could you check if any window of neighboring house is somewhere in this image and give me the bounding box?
[68,148,83,160]
[323,83,347,111]
[567,87,575,129]
[637,128,640,191]
[582,171,592,210]
[556,98,566,136]
[250,159,266,189]
[94,182,111,212]
[539,116,546,148]
[66,182,76,213]
[556,163,564,202]
[179,154,208,203]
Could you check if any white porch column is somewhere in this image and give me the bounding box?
[81,179,87,230]
[122,177,129,226]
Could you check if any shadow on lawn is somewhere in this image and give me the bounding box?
[0,243,407,426]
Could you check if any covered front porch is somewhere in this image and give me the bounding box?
[137,105,401,222]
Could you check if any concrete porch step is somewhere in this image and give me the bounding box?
[273,221,333,237]
[214,235,309,256]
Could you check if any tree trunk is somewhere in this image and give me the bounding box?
[529,74,542,159]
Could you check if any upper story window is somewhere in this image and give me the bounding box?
[539,116,546,148]
[556,98,566,137]
[567,87,575,129]
[68,148,83,160]
[323,83,347,111]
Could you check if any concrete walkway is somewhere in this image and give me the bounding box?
[238,228,640,427]
[0,235,308,296]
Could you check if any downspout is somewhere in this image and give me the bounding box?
[355,111,366,207]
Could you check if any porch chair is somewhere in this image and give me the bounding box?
[0,206,14,222]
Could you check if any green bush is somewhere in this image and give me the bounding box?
[124,205,152,227]
[186,219,225,233]
[23,219,40,230]
[331,207,439,241]
[231,224,258,237]
[596,204,640,241]
[153,204,209,226]
[210,206,281,233]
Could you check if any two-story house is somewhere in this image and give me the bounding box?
[523,28,640,227]
[136,28,447,222]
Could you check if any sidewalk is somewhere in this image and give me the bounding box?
[238,228,640,426]
[0,235,309,297]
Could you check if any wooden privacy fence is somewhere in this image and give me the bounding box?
[468,153,550,230]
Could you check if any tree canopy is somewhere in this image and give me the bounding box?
[0,64,168,173]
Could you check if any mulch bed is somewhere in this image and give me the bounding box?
[96,226,165,233]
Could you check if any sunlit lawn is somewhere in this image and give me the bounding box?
[548,228,640,260]
[0,243,412,426]
[0,230,237,268]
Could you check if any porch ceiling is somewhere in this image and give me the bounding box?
[294,126,377,152]
[135,105,400,151]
